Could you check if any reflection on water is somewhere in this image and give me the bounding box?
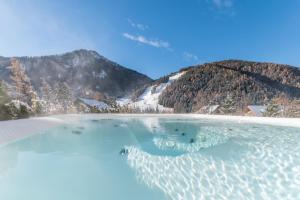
[153,126,229,153]
[128,119,300,200]
[0,117,299,200]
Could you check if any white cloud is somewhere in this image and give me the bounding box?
[204,0,236,17]
[123,33,170,49]
[210,0,233,9]
[183,52,199,62]
[127,18,149,31]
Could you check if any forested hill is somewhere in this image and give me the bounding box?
[0,49,152,99]
[0,52,299,119]
[158,60,300,113]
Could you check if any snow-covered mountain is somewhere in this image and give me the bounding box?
[0,49,152,100]
[1,50,299,115]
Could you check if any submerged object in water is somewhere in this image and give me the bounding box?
[119,148,129,155]
[200,135,206,142]
[190,138,195,143]
[72,130,82,135]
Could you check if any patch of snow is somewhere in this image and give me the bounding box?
[93,70,107,79]
[5,100,31,111]
[126,71,186,112]
[98,70,107,79]
[247,105,266,117]
[72,55,81,66]
[90,51,101,59]
[71,54,93,67]
[116,97,132,106]
[169,72,185,80]
[63,64,72,69]
[79,98,110,110]
[197,105,220,114]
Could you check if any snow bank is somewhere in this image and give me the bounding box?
[6,100,31,111]
[116,97,132,106]
[0,117,64,145]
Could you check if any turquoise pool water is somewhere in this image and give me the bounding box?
[0,117,299,200]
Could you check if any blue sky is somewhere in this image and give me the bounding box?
[0,0,300,78]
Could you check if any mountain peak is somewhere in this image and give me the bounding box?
[0,50,152,98]
[60,49,101,59]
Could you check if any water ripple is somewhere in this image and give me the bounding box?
[126,125,300,200]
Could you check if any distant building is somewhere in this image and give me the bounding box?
[197,105,220,114]
[74,98,111,113]
[245,105,266,117]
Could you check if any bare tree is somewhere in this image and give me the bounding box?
[10,58,34,105]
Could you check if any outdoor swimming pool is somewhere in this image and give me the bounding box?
[0,116,299,200]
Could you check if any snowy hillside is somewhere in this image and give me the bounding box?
[117,71,186,112]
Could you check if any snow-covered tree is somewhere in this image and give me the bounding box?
[54,82,73,113]
[0,81,9,105]
[29,90,43,114]
[219,94,236,114]
[40,79,54,113]
[263,100,281,117]
[10,58,34,105]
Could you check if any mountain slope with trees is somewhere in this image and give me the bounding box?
[0,49,152,120]
[0,51,299,119]
[0,49,152,100]
[158,60,300,113]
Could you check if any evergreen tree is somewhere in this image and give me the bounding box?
[0,81,9,105]
[29,90,41,114]
[0,81,11,120]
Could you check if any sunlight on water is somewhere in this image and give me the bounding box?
[0,117,299,200]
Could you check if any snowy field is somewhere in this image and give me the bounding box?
[0,114,299,145]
